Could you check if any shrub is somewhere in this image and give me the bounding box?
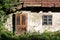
[0,31,60,40]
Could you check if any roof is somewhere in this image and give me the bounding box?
[23,0,60,7]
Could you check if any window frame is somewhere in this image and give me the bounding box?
[42,15,52,25]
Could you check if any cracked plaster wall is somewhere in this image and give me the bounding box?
[4,11,60,33]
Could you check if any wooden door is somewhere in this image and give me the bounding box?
[15,13,27,34]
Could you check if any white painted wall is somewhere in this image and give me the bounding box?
[4,11,60,33]
[4,14,13,31]
[22,11,60,33]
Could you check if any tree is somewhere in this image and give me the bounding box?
[0,0,15,31]
[0,0,22,33]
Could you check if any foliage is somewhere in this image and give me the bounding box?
[0,0,14,39]
[0,0,60,40]
[0,0,21,28]
[0,31,60,40]
[0,0,19,27]
[0,1,14,37]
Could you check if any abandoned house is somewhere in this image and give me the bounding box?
[4,0,60,34]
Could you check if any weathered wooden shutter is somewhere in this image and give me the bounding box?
[15,13,27,34]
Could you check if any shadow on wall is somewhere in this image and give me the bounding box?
[12,14,15,33]
[21,7,60,12]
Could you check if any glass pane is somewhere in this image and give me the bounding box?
[43,15,47,18]
[17,15,20,25]
[43,22,47,25]
[22,15,26,25]
[43,19,47,22]
[48,15,52,18]
[48,22,52,25]
[48,19,52,21]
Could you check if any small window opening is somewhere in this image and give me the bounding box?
[42,15,52,25]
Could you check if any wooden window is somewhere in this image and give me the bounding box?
[15,14,27,34]
[42,15,52,25]
[16,14,27,25]
[17,15,20,25]
[22,15,26,25]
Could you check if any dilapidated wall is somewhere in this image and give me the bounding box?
[22,11,60,33]
[4,11,60,33]
[4,14,13,31]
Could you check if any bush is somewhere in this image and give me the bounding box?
[0,31,60,40]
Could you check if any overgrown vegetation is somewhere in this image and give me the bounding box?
[0,0,14,39]
[0,0,15,27]
[0,31,60,40]
[0,0,60,40]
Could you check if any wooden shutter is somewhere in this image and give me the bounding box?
[15,13,27,34]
